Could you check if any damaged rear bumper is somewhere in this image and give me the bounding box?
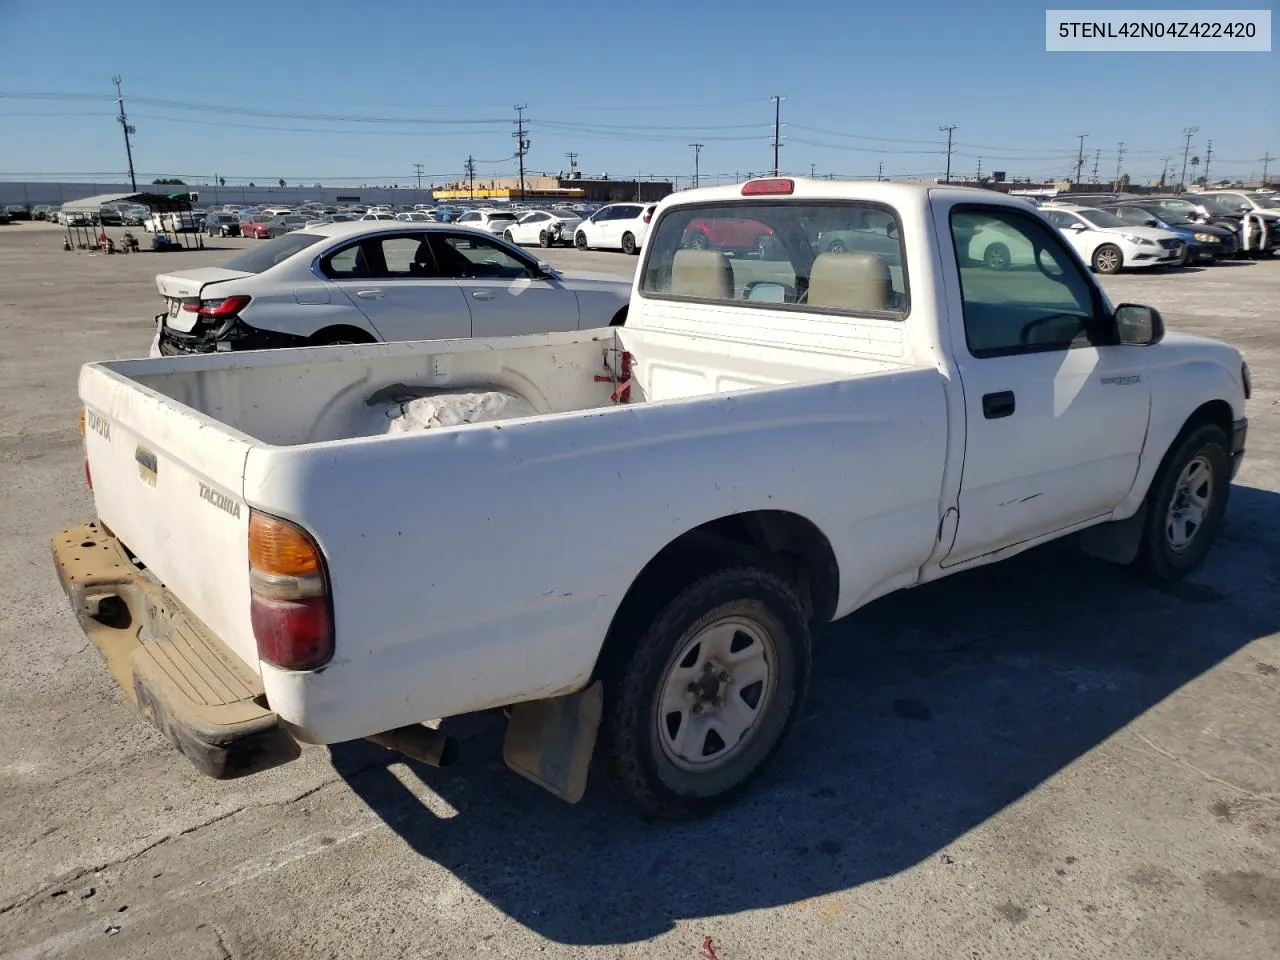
[51,522,299,778]
[153,313,310,356]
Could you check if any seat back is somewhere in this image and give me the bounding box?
[808,252,892,312]
[670,249,733,300]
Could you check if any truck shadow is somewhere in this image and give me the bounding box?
[329,483,1280,946]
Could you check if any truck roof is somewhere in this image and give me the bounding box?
[661,177,1030,211]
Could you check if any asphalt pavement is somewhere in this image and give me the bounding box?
[0,222,1277,960]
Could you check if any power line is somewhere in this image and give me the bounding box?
[939,125,957,183]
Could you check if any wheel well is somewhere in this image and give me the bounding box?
[610,306,628,326]
[1183,399,1232,440]
[592,511,838,682]
[309,324,377,345]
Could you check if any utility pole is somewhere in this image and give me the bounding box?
[1202,139,1213,185]
[512,104,529,200]
[112,76,137,192]
[877,161,883,181]
[771,96,783,176]
[1263,152,1273,186]
[938,125,957,184]
[1073,133,1088,183]
[1179,126,1198,190]
[1113,142,1126,191]
[413,162,424,194]
[564,151,578,177]
[1160,157,1171,187]
[1091,148,1101,183]
[464,156,476,199]
[689,143,703,188]
[976,157,983,182]
[809,162,816,177]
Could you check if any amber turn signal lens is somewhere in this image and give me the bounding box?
[78,408,86,436]
[249,511,321,577]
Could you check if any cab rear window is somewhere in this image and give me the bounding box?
[639,201,907,318]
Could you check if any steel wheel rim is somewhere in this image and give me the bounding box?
[985,245,1009,269]
[1166,454,1214,552]
[655,615,778,772]
[1097,248,1119,271]
[828,240,847,253]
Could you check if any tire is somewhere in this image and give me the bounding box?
[539,230,552,248]
[983,242,1012,270]
[827,239,848,253]
[621,232,638,256]
[1175,245,1190,267]
[1134,423,1230,581]
[687,231,709,250]
[309,329,377,347]
[1092,243,1123,274]
[503,230,514,242]
[575,231,588,251]
[597,566,811,820]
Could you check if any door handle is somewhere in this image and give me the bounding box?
[982,390,1016,419]
[471,290,495,300]
[355,289,384,300]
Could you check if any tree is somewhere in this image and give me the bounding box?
[151,177,186,185]
[1119,173,1131,188]
[218,177,226,187]
[248,182,255,187]
[278,178,286,188]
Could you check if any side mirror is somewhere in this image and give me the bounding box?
[1069,222,1088,231]
[535,259,557,277]
[1114,303,1164,346]
[1144,219,1160,227]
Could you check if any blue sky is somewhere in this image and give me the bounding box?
[0,0,1274,187]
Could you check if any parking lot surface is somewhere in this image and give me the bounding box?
[1,224,1277,960]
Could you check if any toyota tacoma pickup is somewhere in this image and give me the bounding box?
[53,179,1250,819]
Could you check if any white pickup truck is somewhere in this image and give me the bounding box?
[54,178,1250,820]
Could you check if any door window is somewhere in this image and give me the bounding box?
[320,243,372,279]
[950,207,1099,358]
[430,233,533,279]
[371,235,438,278]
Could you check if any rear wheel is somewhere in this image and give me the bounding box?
[597,566,811,819]
[826,239,848,253]
[309,328,377,347]
[503,230,514,242]
[621,232,638,255]
[983,242,1012,270]
[1092,243,1123,274]
[687,231,709,250]
[539,230,552,248]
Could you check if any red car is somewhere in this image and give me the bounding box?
[240,215,271,239]
[684,217,774,253]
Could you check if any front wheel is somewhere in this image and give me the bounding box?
[503,230,514,242]
[983,242,1012,270]
[1092,243,1123,274]
[1134,423,1230,581]
[621,231,638,256]
[597,567,811,819]
[575,231,588,251]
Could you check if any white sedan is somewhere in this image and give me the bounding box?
[149,221,633,356]
[1040,204,1184,273]
[502,210,583,248]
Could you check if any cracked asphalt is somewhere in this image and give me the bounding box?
[1,223,1278,959]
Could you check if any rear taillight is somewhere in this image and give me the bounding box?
[248,511,333,670]
[643,211,652,224]
[185,295,251,318]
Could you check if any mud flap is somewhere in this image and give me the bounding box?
[502,681,603,803]
[1077,501,1148,565]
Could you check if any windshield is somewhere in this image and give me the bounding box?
[1247,193,1280,209]
[1132,205,1188,224]
[1199,195,1245,215]
[1077,208,1125,228]
[488,213,517,221]
[221,232,327,274]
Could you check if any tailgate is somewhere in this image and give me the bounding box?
[80,362,261,672]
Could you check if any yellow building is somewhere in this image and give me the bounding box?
[433,176,586,202]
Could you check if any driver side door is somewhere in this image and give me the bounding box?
[939,204,1152,567]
